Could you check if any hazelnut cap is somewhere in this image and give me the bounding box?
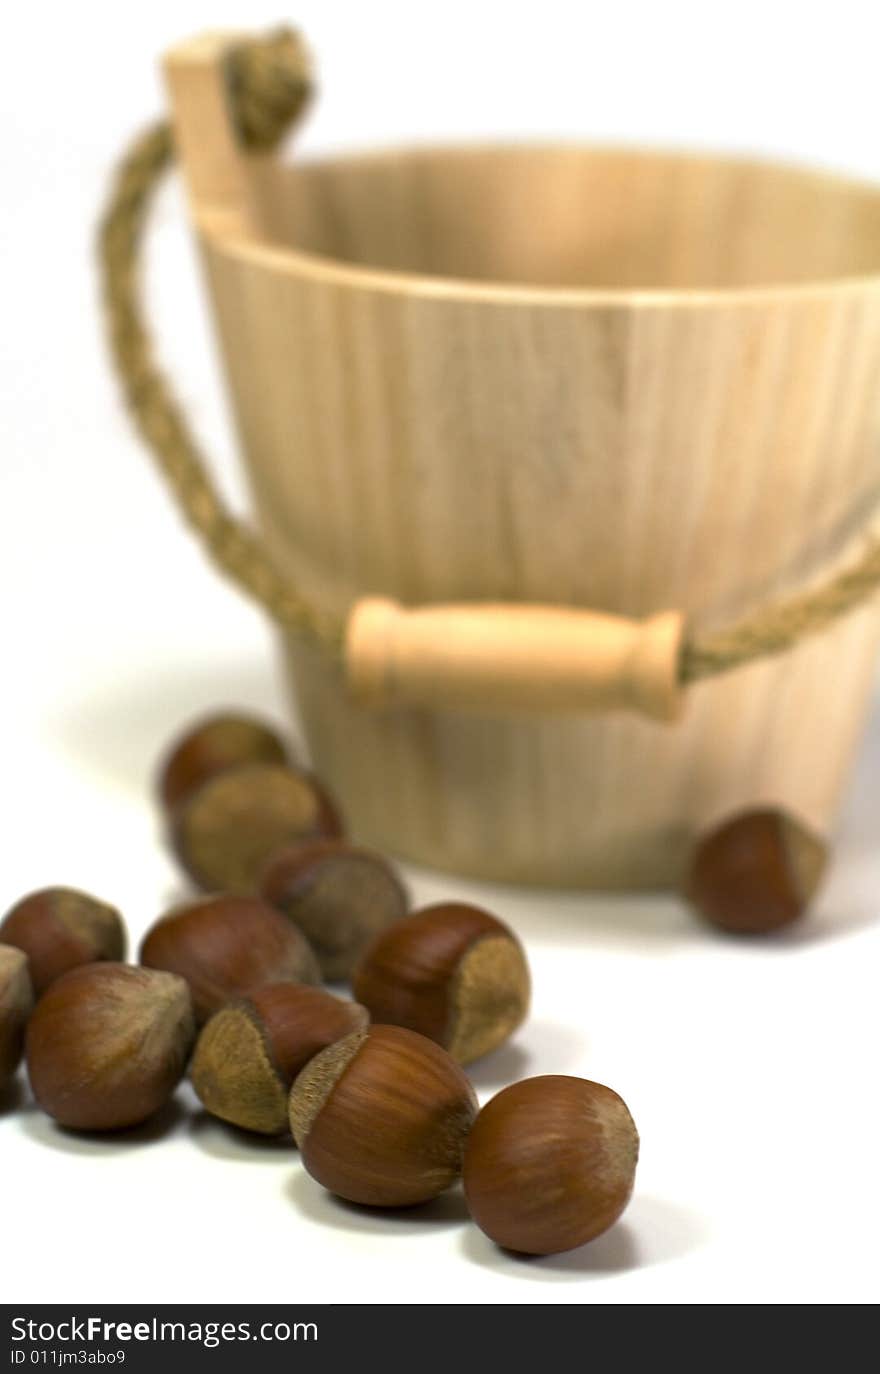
[352,902,530,1064]
[463,1075,639,1255]
[261,839,408,980]
[171,763,343,893]
[0,945,33,1086]
[290,1023,478,1206]
[191,984,368,1135]
[686,808,827,934]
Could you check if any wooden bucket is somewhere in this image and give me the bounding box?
[147,33,880,886]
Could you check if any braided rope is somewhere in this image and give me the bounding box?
[98,29,341,646]
[98,27,880,683]
[679,539,880,680]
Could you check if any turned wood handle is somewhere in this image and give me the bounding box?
[345,598,685,721]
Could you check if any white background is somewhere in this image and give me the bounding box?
[2,0,880,1306]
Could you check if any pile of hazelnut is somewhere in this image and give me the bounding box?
[0,713,827,1259]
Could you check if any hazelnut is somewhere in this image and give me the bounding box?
[191,984,369,1135]
[685,807,827,935]
[26,963,195,1131]
[463,1075,639,1255]
[0,945,33,1088]
[261,840,408,980]
[158,711,291,810]
[352,902,530,1064]
[171,762,343,893]
[140,895,321,1024]
[290,1024,478,1206]
[0,887,126,995]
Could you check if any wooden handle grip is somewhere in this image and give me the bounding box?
[345,598,685,721]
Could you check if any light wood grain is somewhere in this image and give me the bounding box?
[164,34,259,234]
[164,37,880,885]
[253,144,880,292]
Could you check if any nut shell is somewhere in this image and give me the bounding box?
[191,984,368,1135]
[0,887,126,995]
[171,763,343,893]
[140,895,321,1024]
[463,1075,639,1255]
[261,839,408,980]
[290,1023,478,1206]
[686,808,827,935]
[352,902,530,1064]
[158,712,291,811]
[0,945,33,1087]
[26,963,195,1130]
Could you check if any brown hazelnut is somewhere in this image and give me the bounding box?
[0,887,126,995]
[26,963,195,1130]
[140,895,321,1023]
[290,1023,478,1206]
[171,763,343,893]
[685,807,827,935]
[191,984,369,1135]
[352,902,530,1065]
[463,1075,639,1255]
[261,840,408,981]
[0,945,33,1088]
[158,711,292,811]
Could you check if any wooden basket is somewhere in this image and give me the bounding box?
[147,33,880,886]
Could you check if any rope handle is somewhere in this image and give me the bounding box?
[98,27,880,718]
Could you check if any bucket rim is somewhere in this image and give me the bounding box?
[205,138,880,309]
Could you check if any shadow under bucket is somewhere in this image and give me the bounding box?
[108,30,880,886]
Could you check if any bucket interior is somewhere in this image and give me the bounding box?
[252,145,880,292]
